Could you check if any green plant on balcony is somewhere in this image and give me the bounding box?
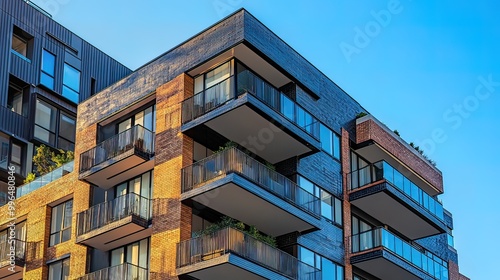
[409,142,437,167]
[23,145,74,184]
[193,216,277,247]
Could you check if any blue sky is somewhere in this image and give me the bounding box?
[32,0,498,278]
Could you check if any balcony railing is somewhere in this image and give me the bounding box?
[181,69,320,140]
[16,161,74,198]
[238,70,320,139]
[177,227,319,280]
[350,160,444,220]
[76,193,151,236]
[0,239,25,264]
[79,125,155,173]
[76,263,148,280]
[182,76,234,122]
[181,147,320,217]
[351,227,448,280]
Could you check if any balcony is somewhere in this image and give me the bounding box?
[76,193,151,251]
[181,69,320,164]
[79,125,154,189]
[354,115,443,194]
[350,227,448,280]
[181,147,320,236]
[349,161,446,239]
[177,227,319,280]
[76,263,148,280]
[16,161,73,198]
[0,239,25,279]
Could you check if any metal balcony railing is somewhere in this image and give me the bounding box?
[181,147,320,217]
[76,193,151,236]
[350,160,444,220]
[16,161,74,198]
[177,227,319,280]
[79,125,154,173]
[351,227,449,280]
[76,263,148,280]
[181,69,320,140]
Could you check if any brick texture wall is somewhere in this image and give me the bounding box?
[342,128,353,280]
[356,118,444,193]
[150,73,193,280]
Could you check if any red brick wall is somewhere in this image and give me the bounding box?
[356,118,443,193]
[341,128,353,280]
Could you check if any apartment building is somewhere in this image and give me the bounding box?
[0,5,469,280]
[0,1,131,278]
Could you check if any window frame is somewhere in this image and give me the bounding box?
[319,123,341,160]
[48,257,70,280]
[40,49,56,90]
[34,99,76,151]
[62,63,81,103]
[11,26,33,61]
[50,200,73,246]
[298,246,344,280]
[109,238,150,270]
[297,175,343,226]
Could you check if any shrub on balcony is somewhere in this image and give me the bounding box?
[23,145,74,184]
[194,216,277,247]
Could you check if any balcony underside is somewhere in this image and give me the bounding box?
[182,173,318,237]
[76,215,151,251]
[182,94,320,164]
[354,141,439,196]
[350,183,446,240]
[351,249,432,280]
[177,253,289,280]
[0,261,24,280]
[79,149,154,190]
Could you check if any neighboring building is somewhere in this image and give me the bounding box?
[0,0,131,195]
[0,6,469,280]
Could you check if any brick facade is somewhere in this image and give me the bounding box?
[356,117,444,193]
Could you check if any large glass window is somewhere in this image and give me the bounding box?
[193,61,233,112]
[50,200,73,246]
[298,176,342,225]
[62,63,80,103]
[319,123,340,159]
[7,82,24,116]
[117,105,156,133]
[48,258,70,280]
[110,238,149,270]
[35,100,57,146]
[10,143,23,174]
[34,99,76,150]
[299,246,344,280]
[41,50,56,89]
[0,136,9,170]
[59,113,76,151]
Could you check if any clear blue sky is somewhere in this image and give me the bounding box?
[32,0,498,278]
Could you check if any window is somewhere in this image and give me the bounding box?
[193,61,233,111]
[34,99,76,150]
[354,275,367,280]
[90,78,96,96]
[447,233,454,247]
[110,238,149,270]
[48,258,70,280]
[11,26,32,61]
[351,216,374,252]
[298,176,342,225]
[0,136,9,170]
[10,142,23,174]
[7,77,28,116]
[117,105,156,133]
[319,123,340,159]
[62,63,80,103]
[58,113,76,151]
[35,100,57,146]
[41,49,56,90]
[50,200,73,246]
[299,246,344,280]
